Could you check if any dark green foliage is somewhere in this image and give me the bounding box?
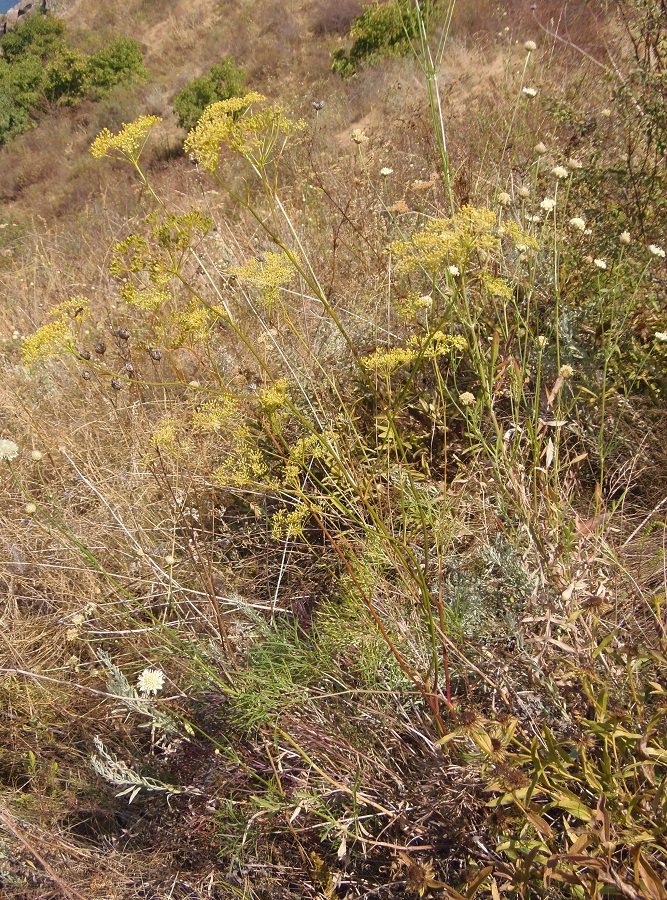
[0,13,146,142]
[44,48,90,105]
[332,0,438,77]
[0,13,65,63]
[173,58,245,131]
[87,38,147,97]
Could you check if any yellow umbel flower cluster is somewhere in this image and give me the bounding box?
[22,296,90,366]
[360,346,418,375]
[231,252,295,311]
[271,504,311,540]
[184,93,304,171]
[214,442,267,487]
[150,416,178,450]
[111,234,173,311]
[259,378,289,414]
[407,332,468,359]
[390,205,537,275]
[166,302,211,346]
[192,397,240,433]
[90,116,162,163]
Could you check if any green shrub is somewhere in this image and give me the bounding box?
[332,0,438,77]
[0,15,147,143]
[0,55,46,141]
[172,58,246,131]
[44,48,90,106]
[87,37,147,97]
[0,12,66,63]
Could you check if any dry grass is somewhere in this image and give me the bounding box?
[1,1,667,898]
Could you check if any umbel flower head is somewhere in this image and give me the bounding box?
[137,668,165,695]
[184,93,304,171]
[91,116,162,164]
[0,439,19,462]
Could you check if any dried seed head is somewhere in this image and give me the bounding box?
[78,349,91,361]
[110,377,122,390]
[115,327,131,341]
[124,362,135,375]
[82,370,92,381]
[149,348,163,361]
[94,342,106,355]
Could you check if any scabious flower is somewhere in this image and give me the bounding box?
[497,191,512,206]
[30,450,43,461]
[524,40,537,51]
[518,185,530,198]
[534,142,547,155]
[551,165,569,179]
[540,197,556,212]
[350,128,368,145]
[137,668,165,695]
[569,217,586,231]
[0,439,19,462]
[522,87,538,97]
[594,258,607,269]
[567,158,583,170]
[448,264,460,276]
[619,231,631,245]
[655,332,667,342]
[25,502,37,515]
[559,364,574,378]
[380,167,393,177]
[536,335,548,349]
[459,391,476,407]
[649,244,665,258]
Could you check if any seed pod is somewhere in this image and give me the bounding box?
[94,342,106,355]
[115,328,130,341]
[149,348,163,361]
[82,371,92,381]
[78,349,91,361]
[110,377,122,391]
[124,362,135,375]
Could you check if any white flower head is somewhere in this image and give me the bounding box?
[559,364,574,379]
[567,158,583,170]
[540,197,556,212]
[380,167,393,177]
[551,165,569,179]
[534,142,548,155]
[497,191,512,207]
[619,231,631,245]
[524,40,537,51]
[448,264,460,277]
[0,439,19,462]
[137,667,165,695]
[518,185,530,198]
[459,391,476,407]
[569,216,586,231]
[522,87,538,98]
[655,332,667,343]
[25,502,37,515]
[164,554,176,566]
[593,258,607,269]
[536,335,548,349]
[350,128,368,145]
[649,244,665,258]
[31,450,43,462]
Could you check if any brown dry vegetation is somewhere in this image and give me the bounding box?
[1,1,667,899]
